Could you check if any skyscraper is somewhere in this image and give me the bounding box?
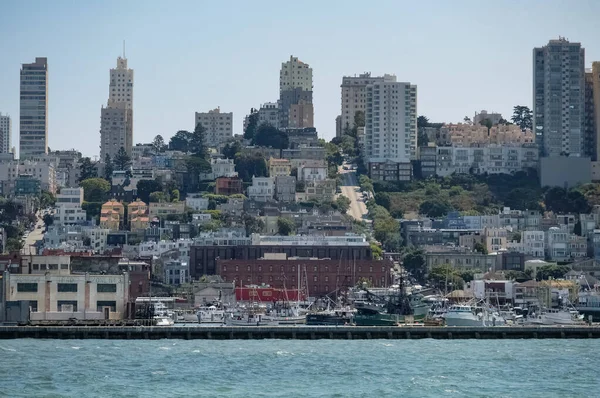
[100,56,134,160]
[0,113,10,154]
[586,62,600,161]
[364,80,417,181]
[279,56,313,129]
[339,73,396,136]
[19,57,48,159]
[533,38,585,157]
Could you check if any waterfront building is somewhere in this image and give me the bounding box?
[0,113,10,154]
[365,80,417,181]
[194,108,233,149]
[533,38,585,157]
[20,57,48,159]
[54,187,86,225]
[279,56,313,129]
[100,56,134,160]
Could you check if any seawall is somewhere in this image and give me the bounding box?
[1,325,600,340]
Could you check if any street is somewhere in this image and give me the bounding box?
[21,212,46,255]
[338,164,369,222]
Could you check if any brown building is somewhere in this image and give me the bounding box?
[189,244,372,280]
[217,256,392,297]
[215,177,243,195]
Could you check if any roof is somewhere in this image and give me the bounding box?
[445,290,474,298]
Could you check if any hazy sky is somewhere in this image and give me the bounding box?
[1,0,599,159]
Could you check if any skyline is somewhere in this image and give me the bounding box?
[1,0,600,158]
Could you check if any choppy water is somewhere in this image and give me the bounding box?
[0,339,597,397]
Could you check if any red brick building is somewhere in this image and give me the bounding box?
[215,177,243,195]
[217,257,392,297]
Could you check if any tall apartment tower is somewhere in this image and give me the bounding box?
[19,57,48,159]
[339,73,396,136]
[533,38,585,157]
[194,107,233,149]
[365,81,417,181]
[0,113,11,154]
[100,56,134,160]
[279,55,313,129]
[586,62,600,161]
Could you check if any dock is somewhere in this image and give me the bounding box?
[1,325,600,339]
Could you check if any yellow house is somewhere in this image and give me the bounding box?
[128,199,149,231]
[268,158,292,177]
[100,199,124,231]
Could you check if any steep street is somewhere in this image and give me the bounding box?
[338,164,368,222]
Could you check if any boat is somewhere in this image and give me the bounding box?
[155,316,175,326]
[196,305,226,324]
[524,308,582,325]
[152,301,176,326]
[225,310,279,326]
[306,308,354,326]
[576,291,600,321]
[445,304,506,327]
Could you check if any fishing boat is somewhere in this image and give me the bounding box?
[196,305,226,324]
[445,304,505,327]
[306,307,355,326]
[225,310,279,326]
[524,308,582,325]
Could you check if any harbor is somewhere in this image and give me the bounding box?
[2,324,600,340]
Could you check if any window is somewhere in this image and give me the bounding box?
[29,301,38,312]
[97,284,117,293]
[58,300,78,312]
[58,283,78,292]
[96,301,116,312]
[17,283,38,292]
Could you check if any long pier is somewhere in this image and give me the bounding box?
[1,325,600,339]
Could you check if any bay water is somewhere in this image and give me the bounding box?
[0,339,597,397]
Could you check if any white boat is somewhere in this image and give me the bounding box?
[196,305,226,324]
[155,317,175,326]
[445,304,505,327]
[225,311,279,326]
[524,308,582,325]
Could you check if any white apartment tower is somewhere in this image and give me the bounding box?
[100,56,134,160]
[339,73,396,136]
[280,56,313,92]
[194,107,233,149]
[0,113,11,154]
[19,57,48,159]
[533,38,585,157]
[365,81,417,181]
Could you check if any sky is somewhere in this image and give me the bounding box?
[0,0,599,159]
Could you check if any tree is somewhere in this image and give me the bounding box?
[235,153,268,182]
[80,178,111,202]
[169,130,193,151]
[428,264,464,290]
[419,198,453,218]
[170,189,180,202]
[244,109,259,140]
[371,242,383,260]
[374,192,391,209]
[222,140,242,159]
[354,110,365,128]
[149,191,167,203]
[253,124,289,150]
[474,242,488,254]
[78,157,97,182]
[39,190,56,209]
[417,116,430,128]
[335,195,351,214]
[113,146,131,170]
[190,122,209,159]
[43,213,54,227]
[136,179,163,203]
[5,238,22,252]
[511,105,533,131]
[152,135,166,153]
[243,214,265,235]
[277,217,295,236]
[403,249,427,281]
[463,116,472,125]
[481,118,493,132]
[536,264,571,281]
[574,220,582,236]
[104,154,114,181]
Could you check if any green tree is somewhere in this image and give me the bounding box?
[403,249,427,281]
[428,264,465,290]
[417,115,430,128]
[113,146,131,170]
[39,190,56,209]
[190,122,210,158]
[354,110,365,128]
[374,192,391,209]
[170,189,180,202]
[222,140,242,159]
[80,178,111,202]
[253,124,289,149]
[235,153,268,182]
[481,118,493,132]
[511,105,533,130]
[474,242,488,254]
[169,130,193,151]
[136,179,163,203]
[277,217,295,236]
[78,157,97,182]
[43,213,54,227]
[149,191,167,203]
[335,195,351,214]
[419,198,453,218]
[5,238,23,253]
[104,154,114,181]
[244,108,259,140]
[152,135,166,153]
[536,264,571,281]
[370,242,383,260]
[243,214,265,235]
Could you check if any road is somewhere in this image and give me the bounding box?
[338,165,369,222]
[21,212,46,255]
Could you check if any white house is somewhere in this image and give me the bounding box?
[247,176,274,202]
[299,160,327,182]
[186,193,209,211]
[54,187,87,225]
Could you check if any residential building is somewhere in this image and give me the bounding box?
[340,73,396,136]
[424,248,497,272]
[419,144,437,178]
[298,160,327,181]
[279,56,313,129]
[128,199,148,231]
[585,62,600,160]
[288,101,314,128]
[0,160,57,194]
[195,107,233,149]
[14,175,41,196]
[247,176,274,202]
[215,177,243,195]
[100,56,134,159]
[49,150,81,188]
[335,115,342,137]
[164,260,189,285]
[200,157,237,180]
[533,38,585,157]
[268,158,291,177]
[20,57,48,159]
[257,102,281,129]
[285,127,320,148]
[0,113,10,154]
[148,201,185,219]
[299,179,336,203]
[522,230,545,258]
[274,175,296,203]
[3,269,129,321]
[365,80,417,181]
[282,146,326,165]
[438,123,534,146]
[131,143,153,159]
[473,110,503,126]
[540,156,591,188]
[546,227,569,261]
[54,187,86,225]
[100,200,124,231]
[185,194,209,211]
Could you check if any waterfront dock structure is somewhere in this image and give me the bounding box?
[2,326,600,340]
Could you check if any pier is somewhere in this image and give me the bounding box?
[1,325,600,340]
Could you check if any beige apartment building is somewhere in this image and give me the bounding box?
[288,101,314,128]
[195,107,233,149]
[268,158,291,177]
[149,201,186,218]
[438,124,535,146]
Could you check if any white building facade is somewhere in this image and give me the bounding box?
[195,108,233,149]
[54,187,87,225]
[0,113,11,154]
[247,176,274,202]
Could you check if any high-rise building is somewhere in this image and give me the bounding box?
[194,107,233,149]
[279,56,313,129]
[19,57,48,159]
[100,56,134,160]
[364,80,417,181]
[339,73,396,136]
[0,113,10,154]
[587,62,600,161]
[533,38,585,157]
